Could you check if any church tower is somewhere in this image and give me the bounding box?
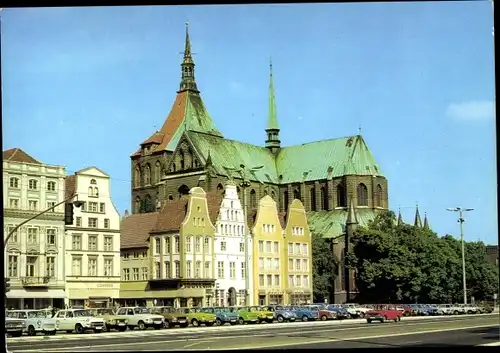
[265,59,281,153]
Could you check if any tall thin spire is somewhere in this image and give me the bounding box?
[423,212,430,230]
[265,57,281,153]
[397,208,404,226]
[346,197,358,225]
[178,21,199,93]
[414,203,422,228]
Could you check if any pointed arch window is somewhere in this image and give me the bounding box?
[134,165,141,187]
[271,190,276,200]
[144,194,154,213]
[357,183,368,206]
[178,184,190,198]
[293,188,300,201]
[155,161,161,182]
[320,187,328,211]
[249,189,257,209]
[217,183,224,196]
[144,164,151,185]
[135,197,141,213]
[179,151,185,169]
[310,187,316,211]
[375,184,383,207]
[336,184,347,208]
[283,191,289,212]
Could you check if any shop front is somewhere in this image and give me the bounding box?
[6,289,66,310]
[289,291,312,305]
[66,281,120,309]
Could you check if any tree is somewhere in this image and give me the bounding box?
[311,227,336,303]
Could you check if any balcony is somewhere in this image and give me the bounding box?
[21,276,51,287]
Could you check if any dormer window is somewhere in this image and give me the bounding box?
[90,179,97,185]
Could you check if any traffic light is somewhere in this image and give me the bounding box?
[64,202,74,225]
[5,277,11,295]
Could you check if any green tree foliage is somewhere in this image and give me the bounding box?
[347,211,499,303]
[311,227,336,303]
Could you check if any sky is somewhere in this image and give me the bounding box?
[1,3,497,245]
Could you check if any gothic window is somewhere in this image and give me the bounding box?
[134,165,141,187]
[178,184,190,198]
[336,184,347,207]
[340,248,346,291]
[357,183,368,206]
[155,161,161,182]
[283,191,289,212]
[194,159,199,168]
[375,184,383,207]
[168,195,174,201]
[144,194,154,213]
[293,188,300,201]
[271,190,276,200]
[135,197,141,214]
[320,187,328,211]
[249,189,257,209]
[310,187,316,211]
[217,183,224,196]
[179,151,185,170]
[171,163,177,173]
[264,189,268,195]
[144,164,151,185]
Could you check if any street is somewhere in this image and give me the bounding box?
[6,314,499,351]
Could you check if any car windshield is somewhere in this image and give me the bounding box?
[202,308,214,313]
[248,307,260,312]
[96,309,115,315]
[133,308,151,315]
[215,307,231,313]
[6,312,19,318]
[307,307,319,311]
[27,311,49,318]
[74,310,92,317]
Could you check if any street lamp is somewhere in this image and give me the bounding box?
[446,207,474,305]
[222,163,263,306]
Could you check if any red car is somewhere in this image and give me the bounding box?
[365,306,402,323]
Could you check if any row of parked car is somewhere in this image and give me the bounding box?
[5,302,494,337]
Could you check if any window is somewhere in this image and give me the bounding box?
[76,217,82,227]
[295,243,301,255]
[239,243,244,252]
[90,179,97,185]
[104,219,110,228]
[274,275,280,286]
[288,275,294,287]
[302,259,308,271]
[266,274,272,286]
[303,275,309,287]
[28,179,38,190]
[241,262,246,279]
[46,229,56,245]
[220,241,227,252]
[186,261,192,278]
[296,275,301,287]
[229,262,236,279]
[8,255,18,277]
[273,241,279,253]
[273,258,280,270]
[174,261,180,278]
[88,235,98,251]
[204,261,211,278]
[46,257,55,277]
[28,200,38,211]
[320,186,328,210]
[72,235,82,250]
[195,261,201,278]
[258,240,264,252]
[88,258,97,276]
[337,184,347,207]
[162,237,170,254]
[104,258,113,277]
[249,189,257,208]
[155,238,161,254]
[295,259,301,271]
[174,236,180,253]
[288,243,293,254]
[9,177,19,188]
[357,183,368,206]
[99,203,105,213]
[302,244,308,255]
[47,201,56,212]
[88,218,98,228]
[9,199,19,209]
[28,228,38,244]
[47,181,56,191]
[265,241,271,253]
[266,257,272,268]
[26,256,37,277]
[259,274,264,286]
[88,202,98,212]
[217,261,224,279]
[258,257,264,270]
[375,184,383,207]
[195,236,201,252]
[204,237,209,252]
[288,259,294,271]
[141,266,148,280]
[186,237,192,252]
[132,268,139,280]
[123,268,130,281]
[156,262,162,279]
[104,236,113,251]
[72,257,82,276]
[8,226,18,243]
[310,187,316,211]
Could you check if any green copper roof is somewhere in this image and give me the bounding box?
[307,208,380,239]
[167,92,223,151]
[276,135,383,184]
[267,60,279,131]
[186,131,278,183]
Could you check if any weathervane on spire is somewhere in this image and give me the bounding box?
[358,125,362,135]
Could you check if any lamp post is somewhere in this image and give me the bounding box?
[222,164,263,306]
[446,207,474,305]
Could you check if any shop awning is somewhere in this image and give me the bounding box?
[7,289,66,299]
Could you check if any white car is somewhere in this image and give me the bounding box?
[342,304,372,318]
[6,310,56,336]
[53,309,105,334]
[115,307,164,330]
[5,317,25,337]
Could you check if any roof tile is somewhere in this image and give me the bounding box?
[120,212,160,249]
[3,148,41,165]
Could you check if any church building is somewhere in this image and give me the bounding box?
[129,24,389,303]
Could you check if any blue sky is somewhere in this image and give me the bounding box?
[2,3,497,244]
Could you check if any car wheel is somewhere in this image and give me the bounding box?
[49,330,57,335]
[206,322,214,327]
[380,316,386,323]
[301,315,308,322]
[191,319,199,327]
[320,315,327,321]
[163,320,171,329]
[277,315,284,323]
[359,312,365,318]
[102,324,108,332]
[28,325,36,336]
[467,311,472,315]
[215,318,222,326]
[367,319,372,324]
[75,324,85,334]
[238,318,245,325]
[454,310,459,315]
[94,329,102,334]
[138,321,146,330]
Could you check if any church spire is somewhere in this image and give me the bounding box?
[178,22,199,93]
[423,212,430,230]
[397,208,404,226]
[265,58,281,153]
[414,203,422,228]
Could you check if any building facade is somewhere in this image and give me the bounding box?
[128,25,389,302]
[119,187,222,308]
[3,148,67,309]
[64,167,121,308]
[213,184,253,306]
